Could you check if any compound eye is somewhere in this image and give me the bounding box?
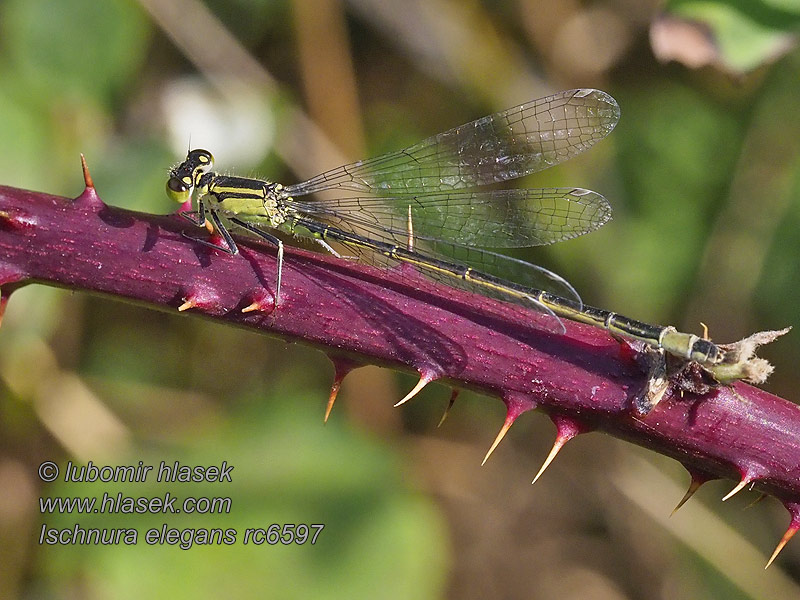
[166,176,192,203]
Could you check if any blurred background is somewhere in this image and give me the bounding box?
[0,0,799,597]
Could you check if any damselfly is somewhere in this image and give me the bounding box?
[167,88,752,387]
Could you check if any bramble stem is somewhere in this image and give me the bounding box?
[0,181,798,510]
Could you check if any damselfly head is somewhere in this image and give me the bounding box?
[166,149,215,203]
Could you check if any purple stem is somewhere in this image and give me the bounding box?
[0,178,798,515]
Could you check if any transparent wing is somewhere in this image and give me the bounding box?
[410,238,582,309]
[328,232,578,331]
[287,187,611,248]
[269,212,583,306]
[284,89,619,196]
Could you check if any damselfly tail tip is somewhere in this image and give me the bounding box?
[713,327,791,385]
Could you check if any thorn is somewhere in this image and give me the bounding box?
[767,503,800,569]
[745,493,768,510]
[241,292,274,314]
[324,380,341,424]
[74,153,104,207]
[481,411,516,466]
[700,321,709,340]
[481,394,538,465]
[671,472,709,516]
[721,465,765,502]
[722,476,752,502]
[437,388,459,428]
[532,436,568,485]
[177,286,219,313]
[241,289,275,314]
[394,371,435,407]
[532,415,586,485]
[766,522,799,569]
[241,302,261,313]
[323,357,358,423]
[80,154,94,189]
[177,298,197,312]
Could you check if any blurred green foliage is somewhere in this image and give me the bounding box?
[41,398,448,598]
[667,0,800,72]
[0,0,798,598]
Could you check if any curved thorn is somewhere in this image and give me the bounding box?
[437,388,459,428]
[394,373,433,407]
[323,358,358,423]
[80,153,95,189]
[481,412,515,466]
[766,522,799,569]
[671,474,708,516]
[532,435,569,485]
[722,477,751,502]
